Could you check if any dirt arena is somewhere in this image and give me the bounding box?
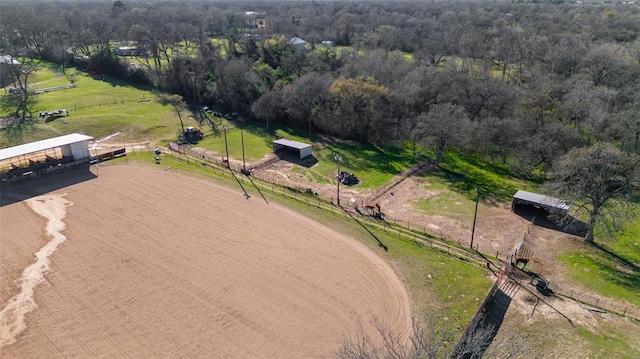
[0,165,411,358]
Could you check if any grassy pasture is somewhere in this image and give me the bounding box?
[595,207,640,266]
[558,207,640,309]
[436,152,540,202]
[194,121,417,189]
[311,141,415,189]
[195,123,274,162]
[575,324,640,358]
[1,64,189,147]
[559,250,640,307]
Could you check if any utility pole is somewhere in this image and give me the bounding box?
[241,130,249,175]
[470,188,480,249]
[334,154,342,205]
[223,126,229,168]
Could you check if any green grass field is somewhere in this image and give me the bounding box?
[558,207,640,309]
[437,152,540,202]
[595,206,640,266]
[1,63,186,147]
[558,250,640,307]
[195,124,274,162]
[194,120,417,189]
[575,324,639,358]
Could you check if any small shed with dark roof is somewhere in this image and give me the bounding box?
[272,139,312,159]
[511,190,570,216]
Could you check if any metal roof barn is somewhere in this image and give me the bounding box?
[511,190,570,213]
[0,133,94,162]
[272,139,312,159]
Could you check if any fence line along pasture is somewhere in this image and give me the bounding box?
[162,143,491,266]
[71,97,151,111]
[155,144,639,322]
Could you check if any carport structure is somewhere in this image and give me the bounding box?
[272,139,312,159]
[511,190,570,217]
[0,133,94,180]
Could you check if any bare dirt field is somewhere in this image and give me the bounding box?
[0,165,411,358]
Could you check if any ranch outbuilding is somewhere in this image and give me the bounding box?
[511,190,570,217]
[272,139,312,160]
[0,133,94,183]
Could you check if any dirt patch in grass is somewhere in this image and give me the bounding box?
[252,162,531,258]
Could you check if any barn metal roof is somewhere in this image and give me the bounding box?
[0,133,94,161]
[512,190,570,211]
[289,37,307,45]
[273,138,311,150]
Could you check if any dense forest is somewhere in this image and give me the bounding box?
[2,1,640,238]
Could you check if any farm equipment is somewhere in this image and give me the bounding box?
[179,126,203,144]
[338,171,359,185]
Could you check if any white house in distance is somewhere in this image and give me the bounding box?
[245,11,267,29]
[0,55,19,89]
[115,47,136,56]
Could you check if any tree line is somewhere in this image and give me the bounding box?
[1,0,639,241]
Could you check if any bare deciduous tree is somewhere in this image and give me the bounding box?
[416,103,472,166]
[282,73,333,134]
[252,90,284,131]
[547,143,640,243]
[337,313,526,359]
[158,93,187,134]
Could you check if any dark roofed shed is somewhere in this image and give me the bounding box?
[512,190,570,215]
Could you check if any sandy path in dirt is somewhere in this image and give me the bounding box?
[0,165,411,358]
[0,195,72,347]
